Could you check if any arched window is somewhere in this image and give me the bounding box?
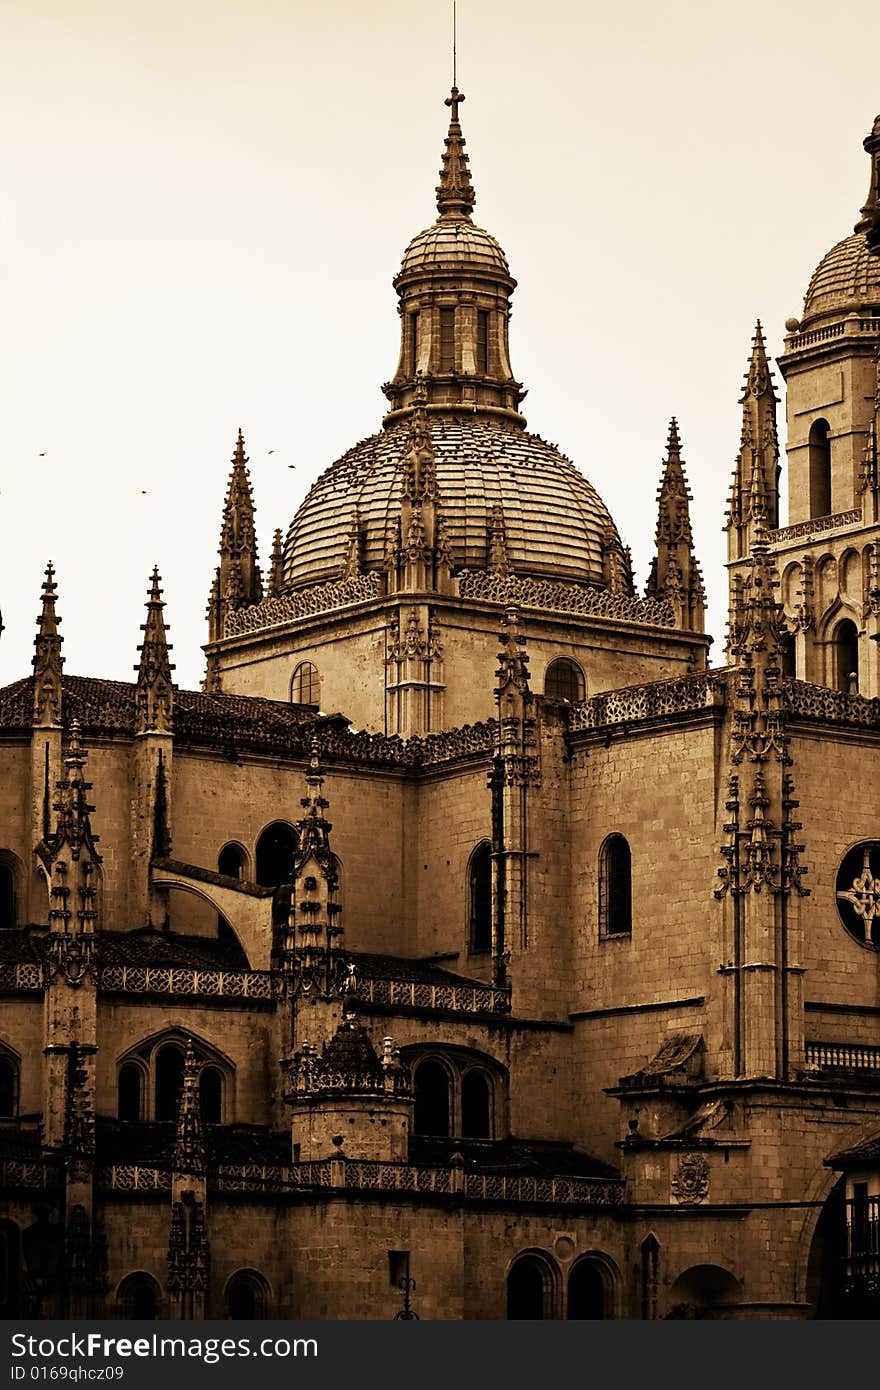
[291,661,320,708]
[468,842,492,954]
[199,1066,223,1124]
[413,1060,451,1137]
[567,1259,605,1318]
[218,843,246,879]
[0,1052,18,1119]
[461,1070,491,1139]
[599,834,632,937]
[544,658,586,703]
[117,1063,143,1122]
[507,1255,551,1319]
[780,631,796,680]
[225,1269,269,1320]
[119,1033,232,1124]
[833,619,859,693]
[0,865,15,929]
[255,822,297,889]
[154,1045,185,1123]
[808,419,832,519]
[0,1221,21,1318]
[117,1272,161,1320]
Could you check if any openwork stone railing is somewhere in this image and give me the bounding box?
[805,1041,880,1072]
[0,963,43,993]
[214,1159,622,1205]
[97,1166,172,1192]
[224,573,384,636]
[98,966,274,1000]
[569,673,722,732]
[458,570,676,628]
[0,1159,63,1191]
[783,680,880,729]
[358,975,511,1016]
[463,1172,623,1205]
[767,509,861,544]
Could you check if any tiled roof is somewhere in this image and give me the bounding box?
[0,927,249,971]
[96,1119,291,1167]
[399,219,509,277]
[409,1135,619,1180]
[347,950,488,988]
[827,1130,880,1170]
[283,417,620,591]
[802,232,880,322]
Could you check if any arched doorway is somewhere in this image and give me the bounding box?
[507,1254,555,1319]
[667,1264,741,1318]
[567,1259,606,1318]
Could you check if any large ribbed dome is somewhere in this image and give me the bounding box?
[802,231,880,324]
[282,418,618,591]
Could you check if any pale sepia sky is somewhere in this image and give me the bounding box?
[2,0,878,690]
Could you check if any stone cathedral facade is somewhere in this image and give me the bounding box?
[1,92,880,1321]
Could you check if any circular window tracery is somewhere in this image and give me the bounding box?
[836,842,880,949]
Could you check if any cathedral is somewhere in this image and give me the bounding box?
[1,86,880,1321]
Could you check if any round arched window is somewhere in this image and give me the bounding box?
[836,843,880,949]
[544,659,585,704]
[291,661,320,708]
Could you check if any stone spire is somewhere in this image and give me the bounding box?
[295,736,335,877]
[208,430,263,641]
[267,527,285,598]
[436,87,476,220]
[135,568,175,735]
[46,720,102,874]
[33,562,64,727]
[173,1040,206,1176]
[645,419,705,632]
[855,113,880,252]
[726,321,780,560]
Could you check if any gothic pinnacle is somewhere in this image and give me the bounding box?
[436,87,476,220]
[33,561,64,726]
[173,1039,205,1174]
[135,567,175,735]
[855,112,880,251]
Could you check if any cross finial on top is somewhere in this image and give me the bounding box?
[445,86,465,123]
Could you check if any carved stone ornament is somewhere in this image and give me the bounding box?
[671,1152,710,1204]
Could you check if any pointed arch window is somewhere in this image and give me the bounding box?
[833,618,859,693]
[291,661,320,708]
[544,658,586,703]
[0,1050,19,1119]
[599,834,632,938]
[468,841,492,954]
[780,630,796,680]
[255,822,297,889]
[199,1066,223,1125]
[461,1069,492,1139]
[155,1045,185,1123]
[218,842,247,880]
[413,1059,452,1137]
[117,1063,143,1122]
[808,419,832,519]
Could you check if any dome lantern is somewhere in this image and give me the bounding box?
[382,89,526,428]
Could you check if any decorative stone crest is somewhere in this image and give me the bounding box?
[671,1152,709,1204]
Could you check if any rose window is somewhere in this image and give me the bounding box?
[836,842,880,949]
